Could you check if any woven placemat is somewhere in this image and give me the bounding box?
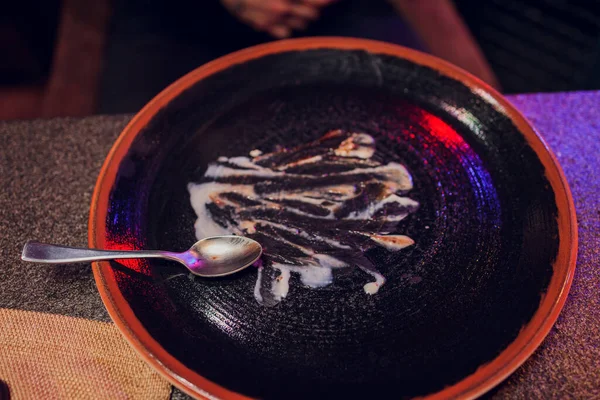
[0,308,171,399]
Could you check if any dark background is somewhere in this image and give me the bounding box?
[1,0,600,120]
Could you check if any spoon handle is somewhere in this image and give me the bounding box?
[21,241,175,264]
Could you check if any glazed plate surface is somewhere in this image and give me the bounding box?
[89,38,577,399]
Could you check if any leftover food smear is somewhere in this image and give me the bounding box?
[188,130,419,305]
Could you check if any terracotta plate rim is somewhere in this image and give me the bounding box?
[89,37,577,400]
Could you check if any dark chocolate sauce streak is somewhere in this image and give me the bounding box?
[189,130,419,305]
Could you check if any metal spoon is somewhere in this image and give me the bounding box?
[21,236,262,277]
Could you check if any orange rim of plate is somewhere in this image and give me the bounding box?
[89,37,577,400]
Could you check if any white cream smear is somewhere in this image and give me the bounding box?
[188,130,419,305]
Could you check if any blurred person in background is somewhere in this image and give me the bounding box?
[99,0,499,113]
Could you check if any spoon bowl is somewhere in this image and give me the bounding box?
[21,235,263,278]
[184,236,263,277]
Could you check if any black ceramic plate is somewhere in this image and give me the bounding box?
[90,38,577,399]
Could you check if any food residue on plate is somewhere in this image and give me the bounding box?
[188,130,419,305]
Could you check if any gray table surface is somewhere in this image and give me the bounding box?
[1,91,598,399]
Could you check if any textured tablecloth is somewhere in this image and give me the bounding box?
[0,91,598,399]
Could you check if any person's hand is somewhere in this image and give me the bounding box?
[221,0,336,39]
